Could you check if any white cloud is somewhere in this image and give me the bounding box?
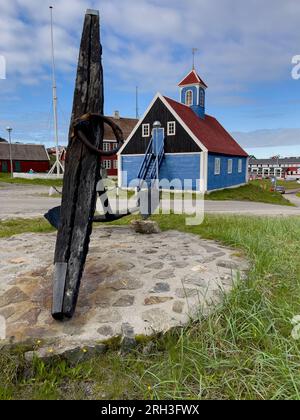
[0,0,299,94]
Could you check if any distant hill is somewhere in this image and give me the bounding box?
[0,137,7,143]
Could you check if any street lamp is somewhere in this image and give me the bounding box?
[6,127,13,178]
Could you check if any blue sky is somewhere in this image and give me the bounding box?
[0,0,300,158]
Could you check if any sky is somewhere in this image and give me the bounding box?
[0,0,300,158]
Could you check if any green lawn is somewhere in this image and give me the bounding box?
[1,214,300,400]
[0,173,63,187]
[0,218,55,238]
[206,182,293,206]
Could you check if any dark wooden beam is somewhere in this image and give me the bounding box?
[52,9,103,320]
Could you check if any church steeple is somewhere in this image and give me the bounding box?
[178,69,207,119]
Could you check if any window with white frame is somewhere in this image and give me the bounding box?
[228,159,233,174]
[113,160,118,169]
[199,89,205,107]
[142,123,150,137]
[238,159,243,173]
[167,121,176,136]
[185,90,193,106]
[103,160,111,170]
[214,158,221,175]
[103,142,110,152]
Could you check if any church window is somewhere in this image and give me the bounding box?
[199,89,205,107]
[185,90,193,106]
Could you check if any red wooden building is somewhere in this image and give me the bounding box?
[0,143,50,173]
[101,112,138,177]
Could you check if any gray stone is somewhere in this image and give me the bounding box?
[142,308,173,332]
[24,344,106,364]
[172,261,189,269]
[154,269,175,280]
[97,310,122,324]
[113,295,135,307]
[145,262,164,270]
[131,220,161,234]
[217,260,239,270]
[176,288,200,298]
[120,323,136,353]
[202,244,221,253]
[142,341,156,355]
[97,325,114,337]
[150,282,170,293]
[172,301,185,314]
[183,274,207,288]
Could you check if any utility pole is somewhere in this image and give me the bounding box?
[135,86,139,119]
[48,5,64,177]
[6,126,13,178]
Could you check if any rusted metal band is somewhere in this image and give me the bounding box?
[72,113,124,157]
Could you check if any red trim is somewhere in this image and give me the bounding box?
[178,70,208,88]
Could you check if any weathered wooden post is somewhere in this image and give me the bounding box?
[52,10,103,320]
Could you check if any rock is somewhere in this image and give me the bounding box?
[183,274,207,288]
[217,260,239,270]
[96,310,122,324]
[201,244,221,254]
[150,282,170,293]
[143,308,175,333]
[108,276,143,291]
[145,262,164,270]
[144,296,173,306]
[154,269,175,280]
[191,264,207,272]
[25,344,106,364]
[0,287,29,308]
[113,295,135,307]
[97,325,114,337]
[143,341,156,355]
[120,323,136,353]
[176,288,200,298]
[172,262,189,269]
[9,258,27,265]
[172,301,185,314]
[130,220,161,234]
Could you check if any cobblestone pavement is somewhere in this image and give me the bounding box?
[0,227,249,354]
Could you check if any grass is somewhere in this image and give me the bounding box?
[0,218,55,238]
[206,182,293,206]
[1,213,300,399]
[0,173,63,187]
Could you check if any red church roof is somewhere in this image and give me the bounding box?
[178,70,208,88]
[164,96,248,157]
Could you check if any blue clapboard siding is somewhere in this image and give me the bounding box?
[207,154,247,191]
[121,154,201,191]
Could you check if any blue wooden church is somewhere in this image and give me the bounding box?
[118,69,248,193]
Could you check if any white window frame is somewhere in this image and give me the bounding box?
[113,160,118,169]
[214,158,221,175]
[142,123,150,138]
[238,159,243,173]
[167,121,176,136]
[103,160,111,170]
[199,89,205,107]
[103,142,110,152]
[185,90,193,106]
[228,159,233,174]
